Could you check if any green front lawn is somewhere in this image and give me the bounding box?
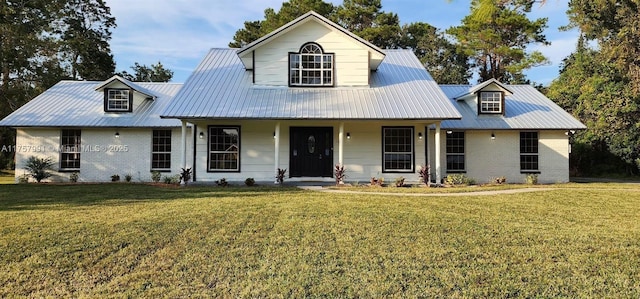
[0,170,14,184]
[1,184,639,297]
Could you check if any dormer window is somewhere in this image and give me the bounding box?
[479,91,503,114]
[289,43,334,87]
[105,89,132,112]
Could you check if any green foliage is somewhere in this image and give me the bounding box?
[525,173,538,185]
[370,176,384,186]
[216,178,229,187]
[447,0,549,83]
[417,164,431,185]
[445,173,475,186]
[162,175,179,185]
[180,168,192,185]
[69,172,79,183]
[111,174,120,182]
[245,178,255,186]
[151,171,162,183]
[23,156,54,183]
[124,173,132,183]
[117,62,174,82]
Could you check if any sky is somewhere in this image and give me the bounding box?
[104,0,579,85]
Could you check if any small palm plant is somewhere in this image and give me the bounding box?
[24,156,54,183]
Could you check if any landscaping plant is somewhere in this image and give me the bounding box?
[23,156,54,183]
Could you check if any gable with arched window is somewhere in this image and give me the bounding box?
[289,42,334,87]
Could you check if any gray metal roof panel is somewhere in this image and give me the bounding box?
[440,85,586,130]
[0,81,183,128]
[162,48,461,120]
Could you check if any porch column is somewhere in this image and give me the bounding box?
[338,122,344,166]
[434,122,442,184]
[274,122,280,184]
[426,125,431,174]
[180,120,188,185]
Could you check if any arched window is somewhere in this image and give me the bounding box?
[289,42,334,87]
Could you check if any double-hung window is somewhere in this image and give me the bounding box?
[106,89,131,112]
[60,129,81,170]
[479,91,503,114]
[382,127,414,172]
[446,131,465,172]
[289,43,334,87]
[520,132,539,172]
[151,130,171,171]
[208,126,240,172]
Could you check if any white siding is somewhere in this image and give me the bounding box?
[254,21,370,87]
[432,130,570,184]
[14,128,190,183]
[192,120,429,184]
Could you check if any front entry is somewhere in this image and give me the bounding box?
[290,127,333,177]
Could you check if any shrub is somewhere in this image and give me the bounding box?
[492,176,507,184]
[370,177,384,187]
[18,174,30,184]
[69,172,79,183]
[418,164,430,186]
[124,173,132,182]
[151,171,162,183]
[24,156,54,183]
[245,178,255,186]
[525,173,538,185]
[334,164,346,185]
[445,174,475,186]
[276,168,287,185]
[111,174,120,182]
[216,178,228,187]
[180,168,192,185]
[162,175,180,185]
[395,176,405,187]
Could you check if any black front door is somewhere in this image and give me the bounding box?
[290,127,333,177]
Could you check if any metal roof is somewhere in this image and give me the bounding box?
[94,75,158,99]
[0,81,183,128]
[440,85,587,130]
[162,48,462,121]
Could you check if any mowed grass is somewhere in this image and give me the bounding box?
[1,184,639,297]
[0,170,14,184]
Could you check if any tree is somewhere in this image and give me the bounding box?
[547,0,640,174]
[118,62,174,82]
[400,22,470,84]
[447,0,549,83]
[24,156,54,183]
[229,0,335,48]
[57,0,116,80]
[334,0,402,48]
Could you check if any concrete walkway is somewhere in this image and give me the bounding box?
[298,186,554,197]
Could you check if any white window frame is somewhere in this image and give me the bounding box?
[479,91,503,114]
[107,89,130,112]
[289,43,334,87]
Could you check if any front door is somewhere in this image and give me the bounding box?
[290,127,333,177]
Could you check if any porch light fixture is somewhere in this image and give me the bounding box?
[273,132,276,139]
[418,132,423,140]
[115,132,120,138]
[346,132,351,139]
[446,130,453,134]
[199,131,204,139]
[491,132,496,140]
[565,130,576,136]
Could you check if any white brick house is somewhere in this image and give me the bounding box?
[0,11,585,184]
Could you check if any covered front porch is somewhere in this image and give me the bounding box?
[177,119,447,184]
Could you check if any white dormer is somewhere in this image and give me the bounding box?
[94,75,157,113]
[454,78,514,116]
[236,11,386,87]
